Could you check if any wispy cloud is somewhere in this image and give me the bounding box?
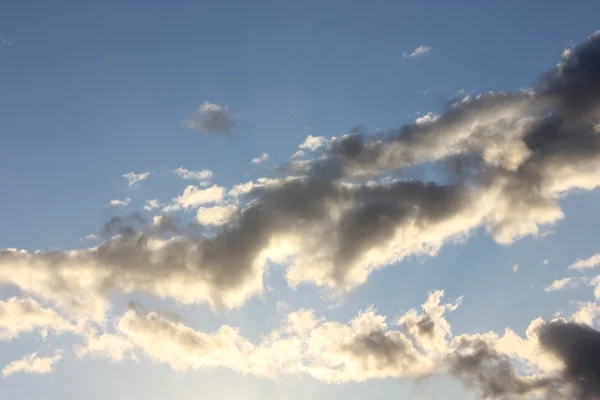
[402,44,432,58]
[569,252,600,270]
[251,153,269,164]
[174,167,213,180]
[122,172,150,187]
[107,198,131,208]
[544,277,581,292]
[1,38,13,46]
[2,351,63,377]
[143,199,160,211]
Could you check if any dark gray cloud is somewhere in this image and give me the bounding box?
[449,338,561,399]
[539,321,600,399]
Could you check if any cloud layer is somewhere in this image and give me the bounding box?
[2,30,600,398]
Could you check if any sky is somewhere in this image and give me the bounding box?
[2,1,600,399]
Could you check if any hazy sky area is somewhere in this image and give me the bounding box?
[2,1,600,399]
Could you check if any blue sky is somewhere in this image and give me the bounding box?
[2,1,600,399]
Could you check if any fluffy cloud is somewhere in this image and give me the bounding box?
[2,352,63,377]
[182,102,233,135]
[402,45,432,58]
[196,204,237,225]
[122,172,150,187]
[0,297,79,341]
[298,135,331,151]
[1,32,600,334]
[163,185,225,212]
[94,289,600,399]
[74,329,137,362]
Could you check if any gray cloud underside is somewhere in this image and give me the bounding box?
[2,32,600,319]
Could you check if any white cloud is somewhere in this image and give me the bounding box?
[163,185,225,212]
[122,172,150,187]
[544,277,580,292]
[543,258,549,265]
[107,198,131,207]
[196,204,237,225]
[1,38,12,46]
[402,45,432,58]
[298,135,330,151]
[2,352,63,377]
[571,302,600,326]
[182,102,233,135]
[512,263,519,272]
[0,297,79,341]
[569,252,600,270]
[143,199,160,211]
[251,153,269,164]
[75,330,137,362]
[174,167,213,180]
[291,150,305,159]
[415,112,439,124]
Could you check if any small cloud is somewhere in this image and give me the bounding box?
[251,153,269,165]
[402,45,432,58]
[163,185,225,212]
[569,252,600,270]
[415,113,439,124]
[291,150,305,159]
[83,234,98,241]
[512,263,519,272]
[1,38,13,46]
[174,167,213,180]
[122,172,150,187]
[182,102,233,135]
[107,198,131,208]
[298,135,330,151]
[544,277,580,292]
[2,351,63,377]
[543,258,549,265]
[143,199,160,211]
[418,88,432,97]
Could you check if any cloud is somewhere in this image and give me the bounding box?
[163,185,225,212]
[1,38,12,46]
[402,45,432,58]
[182,102,233,135]
[298,135,330,151]
[513,263,520,272]
[569,252,600,270]
[74,329,137,362]
[174,167,213,180]
[196,204,237,225]
[0,297,79,341]
[107,198,131,208]
[122,172,150,187]
[92,288,600,398]
[143,199,160,211]
[1,31,600,324]
[2,352,63,377]
[544,277,581,292]
[251,153,269,164]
